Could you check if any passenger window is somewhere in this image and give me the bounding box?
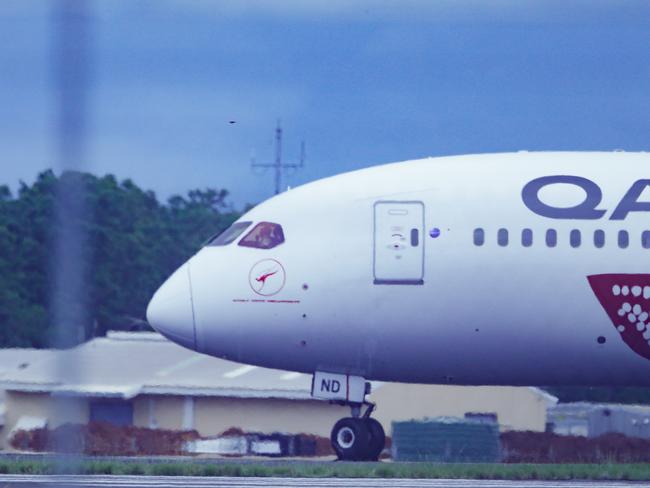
[546,229,557,248]
[643,231,650,249]
[570,229,581,248]
[497,228,508,247]
[473,228,485,246]
[238,222,285,249]
[206,221,252,247]
[521,229,533,247]
[594,230,605,248]
[618,230,629,249]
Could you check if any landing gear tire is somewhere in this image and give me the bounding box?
[331,418,369,461]
[330,417,385,461]
[364,417,385,461]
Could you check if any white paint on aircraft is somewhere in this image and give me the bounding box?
[148,152,650,387]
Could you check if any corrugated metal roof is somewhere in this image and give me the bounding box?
[0,332,313,400]
[0,348,56,405]
[0,332,557,406]
[551,401,650,417]
[0,348,55,379]
[529,387,559,407]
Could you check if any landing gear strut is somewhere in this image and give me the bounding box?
[330,402,386,461]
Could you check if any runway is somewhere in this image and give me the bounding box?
[0,476,649,488]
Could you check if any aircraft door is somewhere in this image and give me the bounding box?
[373,201,424,285]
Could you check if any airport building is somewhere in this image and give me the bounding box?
[0,332,557,450]
[549,402,650,438]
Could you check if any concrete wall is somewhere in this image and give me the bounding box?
[2,392,349,445]
[134,395,348,437]
[370,385,550,432]
[133,395,185,430]
[1,385,551,450]
[1,391,88,449]
[135,386,549,439]
[193,397,348,437]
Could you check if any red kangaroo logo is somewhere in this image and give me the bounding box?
[255,270,278,289]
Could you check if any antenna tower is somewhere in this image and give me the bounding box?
[252,120,305,195]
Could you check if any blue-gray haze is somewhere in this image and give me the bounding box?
[1,0,649,207]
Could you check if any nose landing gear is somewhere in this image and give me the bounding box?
[311,371,386,461]
[330,403,386,461]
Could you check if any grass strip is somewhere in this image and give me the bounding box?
[1,461,650,480]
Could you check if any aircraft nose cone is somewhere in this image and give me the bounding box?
[146,263,196,350]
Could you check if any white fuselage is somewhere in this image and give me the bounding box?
[148,152,650,386]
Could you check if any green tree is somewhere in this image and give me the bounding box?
[0,170,241,347]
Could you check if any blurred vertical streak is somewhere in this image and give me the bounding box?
[50,0,93,462]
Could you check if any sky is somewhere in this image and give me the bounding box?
[1,0,650,207]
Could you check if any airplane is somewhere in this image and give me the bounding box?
[147,151,650,461]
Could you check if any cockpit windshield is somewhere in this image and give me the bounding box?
[206,221,252,246]
[238,222,285,249]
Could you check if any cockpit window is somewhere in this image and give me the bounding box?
[238,222,285,249]
[206,221,252,246]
